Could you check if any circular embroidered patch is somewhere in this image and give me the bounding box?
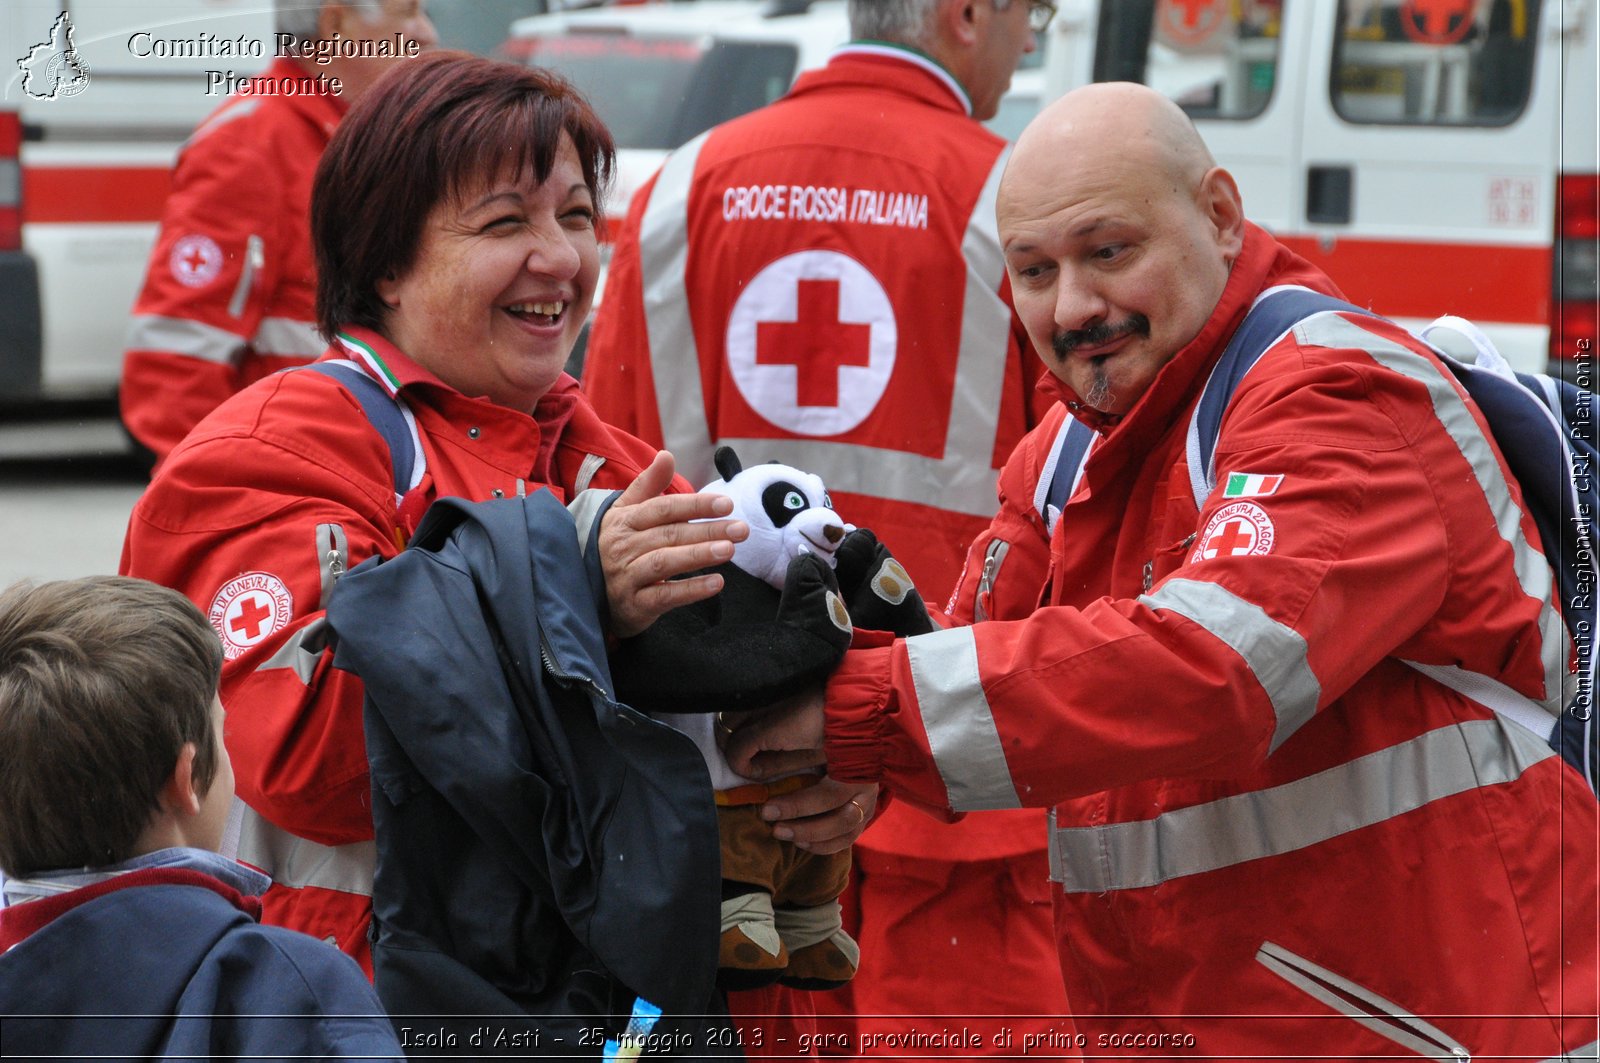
[1191,501,1277,563]
[209,572,294,660]
[169,233,224,288]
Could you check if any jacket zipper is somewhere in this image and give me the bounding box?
[229,233,265,319]
[539,635,611,703]
[974,539,1011,623]
[316,523,348,610]
[1256,941,1471,1060]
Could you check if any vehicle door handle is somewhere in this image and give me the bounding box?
[1306,165,1354,225]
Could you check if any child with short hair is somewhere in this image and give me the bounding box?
[0,576,402,1060]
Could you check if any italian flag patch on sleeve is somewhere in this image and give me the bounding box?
[1223,473,1283,498]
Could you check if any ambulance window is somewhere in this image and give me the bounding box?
[1330,0,1540,125]
[1093,0,1284,121]
[510,34,798,150]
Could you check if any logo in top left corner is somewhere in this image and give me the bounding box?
[16,12,91,101]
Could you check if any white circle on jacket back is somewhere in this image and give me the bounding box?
[726,249,897,436]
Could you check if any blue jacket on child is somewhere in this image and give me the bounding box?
[0,848,400,1060]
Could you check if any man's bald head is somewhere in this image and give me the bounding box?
[1011,82,1217,199]
[997,82,1245,416]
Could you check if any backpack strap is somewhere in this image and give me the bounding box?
[304,360,424,504]
[1034,285,1369,532]
[1035,416,1096,535]
[1185,285,1373,509]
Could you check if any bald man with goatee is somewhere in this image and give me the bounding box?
[728,82,1599,1059]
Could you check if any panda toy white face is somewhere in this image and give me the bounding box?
[700,446,855,590]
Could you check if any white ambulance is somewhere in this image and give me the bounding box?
[0,0,545,406]
[1039,0,1598,378]
[502,1,852,282]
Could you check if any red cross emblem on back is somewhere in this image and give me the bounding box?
[725,249,897,437]
[755,279,872,408]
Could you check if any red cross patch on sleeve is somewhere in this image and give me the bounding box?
[209,572,294,660]
[169,233,225,289]
[1190,501,1277,563]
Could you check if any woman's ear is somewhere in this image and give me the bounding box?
[375,272,401,310]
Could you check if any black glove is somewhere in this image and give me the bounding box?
[832,528,935,637]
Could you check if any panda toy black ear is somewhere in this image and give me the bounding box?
[714,446,743,482]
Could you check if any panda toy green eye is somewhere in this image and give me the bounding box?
[761,481,810,527]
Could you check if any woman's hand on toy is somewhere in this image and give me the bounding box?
[760,777,879,854]
[600,451,749,638]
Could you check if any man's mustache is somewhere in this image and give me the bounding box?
[1053,315,1150,357]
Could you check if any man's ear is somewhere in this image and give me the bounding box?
[1199,166,1245,261]
[158,743,203,820]
[942,0,984,48]
[317,0,352,42]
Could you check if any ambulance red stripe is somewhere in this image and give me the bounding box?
[1277,235,1549,325]
[22,165,172,224]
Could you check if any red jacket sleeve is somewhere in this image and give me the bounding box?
[120,112,289,464]
[121,375,399,844]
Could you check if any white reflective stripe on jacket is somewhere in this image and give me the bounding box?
[125,313,321,364]
[225,797,375,898]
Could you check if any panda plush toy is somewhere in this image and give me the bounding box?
[610,446,934,990]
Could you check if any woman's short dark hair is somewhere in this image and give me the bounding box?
[0,576,223,877]
[311,50,616,340]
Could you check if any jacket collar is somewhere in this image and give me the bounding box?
[789,42,973,117]
[330,326,584,483]
[0,867,261,954]
[333,325,448,398]
[1,846,268,908]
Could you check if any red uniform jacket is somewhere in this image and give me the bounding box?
[585,45,1052,860]
[824,225,1600,1057]
[120,59,341,465]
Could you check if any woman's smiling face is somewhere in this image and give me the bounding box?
[376,132,599,411]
